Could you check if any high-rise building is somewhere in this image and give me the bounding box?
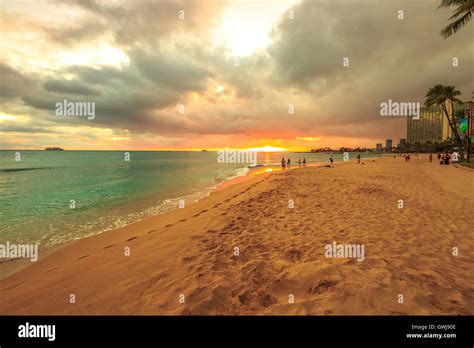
[376,143,383,152]
[407,102,468,144]
[385,139,392,152]
[398,138,407,151]
[407,105,444,144]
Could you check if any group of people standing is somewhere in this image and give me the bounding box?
[281,157,306,169]
[401,152,460,165]
[430,151,459,165]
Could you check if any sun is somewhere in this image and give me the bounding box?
[215,0,297,57]
[247,145,286,152]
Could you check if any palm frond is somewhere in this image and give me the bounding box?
[438,0,469,9]
[424,85,463,108]
[439,0,474,38]
[449,1,474,19]
[441,10,472,38]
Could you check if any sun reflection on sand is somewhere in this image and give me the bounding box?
[253,167,282,175]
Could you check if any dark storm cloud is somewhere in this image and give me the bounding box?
[0,63,35,102]
[268,0,473,91]
[269,0,473,93]
[263,0,473,139]
[46,20,107,46]
[0,0,229,133]
[54,0,227,47]
[131,48,211,92]
[218,53,269,99]
[21,95,58,111]
[21,73,182,131]
[43,79,101,96]
[65,65,142,86]
[2,0,263,134]
[0,125,59,134]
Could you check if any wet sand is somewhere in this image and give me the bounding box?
[0,157,473,315]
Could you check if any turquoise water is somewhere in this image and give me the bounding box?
[0,151,380,250]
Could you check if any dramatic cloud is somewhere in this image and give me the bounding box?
[0,63,35,102]
[43,79,101,96]
[0,0,472,150]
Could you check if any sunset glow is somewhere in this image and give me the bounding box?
[247,146,286,152]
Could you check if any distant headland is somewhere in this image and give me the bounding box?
[44,147,64,151]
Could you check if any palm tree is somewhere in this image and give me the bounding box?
[424,85,464,158]
[439,0,474,38]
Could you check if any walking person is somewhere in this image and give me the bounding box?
[329,155,334,167]
[281,157,286,169]
[429,153,433,163]
[287,158,291,169]
[444,153,451,165]
[357,153,361,164]
[302,158,306,167]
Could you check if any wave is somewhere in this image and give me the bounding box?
[0,167,57,173]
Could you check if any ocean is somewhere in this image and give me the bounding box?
[0,150,380,250]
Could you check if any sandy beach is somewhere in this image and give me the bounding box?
[0,157,473,315]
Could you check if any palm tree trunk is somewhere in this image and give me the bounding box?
[441,101,464,158]
[449,99,465,159]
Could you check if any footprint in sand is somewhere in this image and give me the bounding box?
[238,292,251,305]
[308,279,338,294]
[193,213,200,217]
[44,266,61,273]
[211,262,226,271]
[179,219,187,222]
[2,282,23,291]
[182,255,198,263]
[77,255,90,260]
[126,236,138,242]
[165,224,173,228]
[259,294,277,308]
[104,244,116,249]
[287,248,303,260]
[148,230,158,234]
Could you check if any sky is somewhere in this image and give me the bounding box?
[0,0,472,151]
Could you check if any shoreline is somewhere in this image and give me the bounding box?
[0,158,354,279]
[0,165,256,280]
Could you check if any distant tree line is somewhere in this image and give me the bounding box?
[397,138,472,154]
